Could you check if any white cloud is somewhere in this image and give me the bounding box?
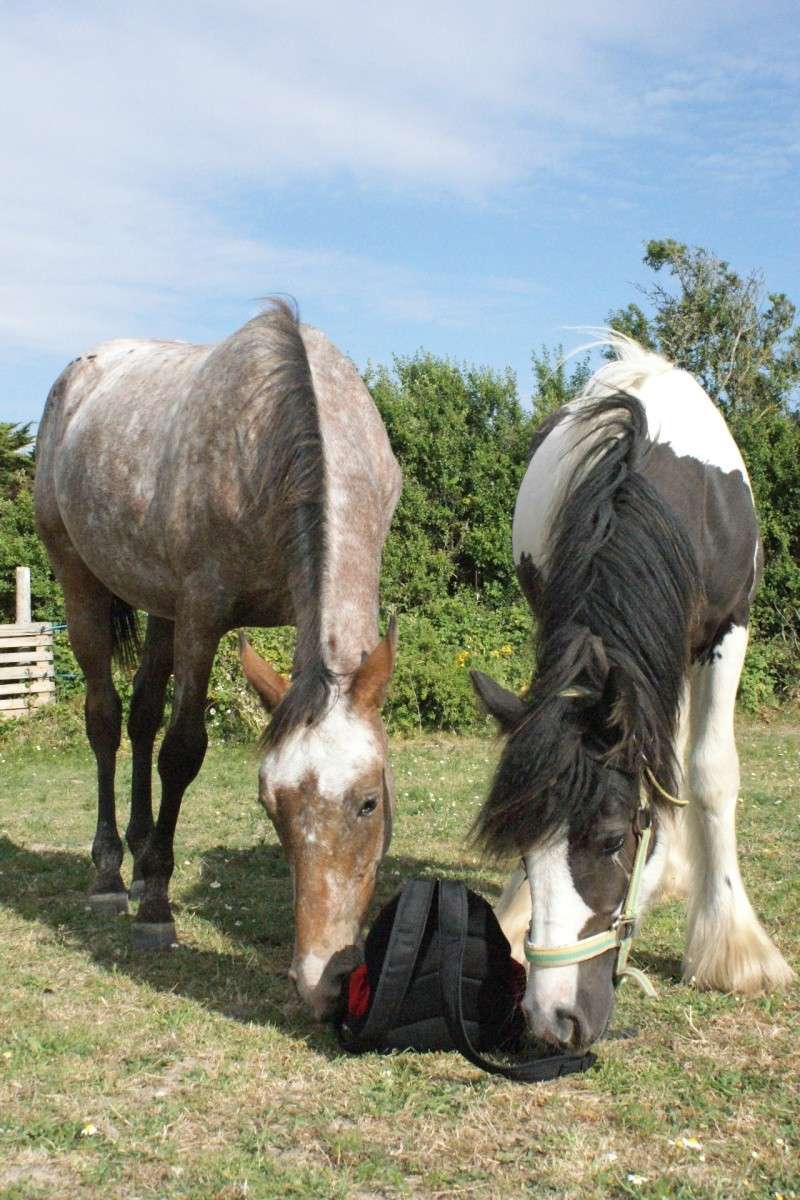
[0,0,797,356]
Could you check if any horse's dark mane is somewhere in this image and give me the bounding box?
[474,393,700,857]
[251,300,336,749]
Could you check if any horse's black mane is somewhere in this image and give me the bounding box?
[252,300,336,749]
[474,393,700,857]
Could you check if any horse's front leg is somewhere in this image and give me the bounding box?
[656,681,692,903]
[132,614,219,950]
[684,624,794,994]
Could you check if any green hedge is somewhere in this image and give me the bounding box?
[3,237,800,749]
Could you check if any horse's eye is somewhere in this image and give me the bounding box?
[358,795,379,818]
[601,834,626,857]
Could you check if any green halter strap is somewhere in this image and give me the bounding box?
[524,768,687,997]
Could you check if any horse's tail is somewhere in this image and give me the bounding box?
[110,597,141,671]
[540,386,700,781]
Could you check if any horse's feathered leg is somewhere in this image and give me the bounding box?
[132,608,218,948]
[126,615,174,902]
[684,624,794,994]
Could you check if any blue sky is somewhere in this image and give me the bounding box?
[1,0,798,424]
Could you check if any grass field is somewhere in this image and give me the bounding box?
[0,717,798,1199]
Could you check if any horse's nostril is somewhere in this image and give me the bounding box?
[554,1006,586,1049]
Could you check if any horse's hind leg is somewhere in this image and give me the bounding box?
[126,615,174,902]
[61,564,127,914]
[684,624,794,994]
[132,610,218,950]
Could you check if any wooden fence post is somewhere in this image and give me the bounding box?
[15,566,32,625]
[0,567,56,719]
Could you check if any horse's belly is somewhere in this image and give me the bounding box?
[51,397,184,614]
[60,509,180,617]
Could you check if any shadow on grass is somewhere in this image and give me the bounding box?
[627,948,684,983]
[0,834,502,1060]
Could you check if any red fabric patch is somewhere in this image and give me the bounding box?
[347,963,371,1019]
[509,958,527,1004]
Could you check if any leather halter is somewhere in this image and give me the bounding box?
[524,768,688,997]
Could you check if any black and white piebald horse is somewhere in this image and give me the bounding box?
[471,332,794,1052]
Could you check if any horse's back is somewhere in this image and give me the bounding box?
[513,341,760,645]
[36,311,400,625]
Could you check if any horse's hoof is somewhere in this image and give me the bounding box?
[131,921,177,951]
[88,891,129,916]
[128,879,145,902]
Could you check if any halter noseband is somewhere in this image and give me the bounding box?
[523,767,688,997]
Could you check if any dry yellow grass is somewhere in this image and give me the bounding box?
[0,719,798,1198]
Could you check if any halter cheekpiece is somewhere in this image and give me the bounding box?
[523,766,687,998]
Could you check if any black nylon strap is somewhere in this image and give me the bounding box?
[437,880,596,1083]
[348,878,437,1049]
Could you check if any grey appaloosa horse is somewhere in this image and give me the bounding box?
[35,301,402,1017]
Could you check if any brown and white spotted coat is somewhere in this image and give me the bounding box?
[36,302,401,1018]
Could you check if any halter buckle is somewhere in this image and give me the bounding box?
[614,915,636,942]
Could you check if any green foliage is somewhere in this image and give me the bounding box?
[610,238,800,704]
[369,354,532,608]
[0,483,64,624]
[3,241,799,735]
[364,354,535,730]
[0,422,34,497]
[204,627,295,741]
[385,593,532,734]
[609,239,800,414]
[530,344,592,422]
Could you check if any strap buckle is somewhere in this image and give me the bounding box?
[614,915,636,942]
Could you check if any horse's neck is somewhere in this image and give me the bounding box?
[316,472,381,676]
[299,326,395,678]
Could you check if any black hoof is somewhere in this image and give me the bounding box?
[131,921,177,952]
[128,879,145,902]
[88,891,129,916]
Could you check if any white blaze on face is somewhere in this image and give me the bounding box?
[259,696,380,807]
[295,950,327,993]
[523,836,594,1027]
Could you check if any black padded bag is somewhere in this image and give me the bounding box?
[338,878,596,1083]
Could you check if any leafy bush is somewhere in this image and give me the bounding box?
[385,593,532,733]
[369,353,532,608]
[3,237,799,744]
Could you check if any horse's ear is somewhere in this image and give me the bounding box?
[238,633,289,713]
[470,670,527,733]
[350,616,397,713]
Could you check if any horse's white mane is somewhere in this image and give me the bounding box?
[564,327,676,404]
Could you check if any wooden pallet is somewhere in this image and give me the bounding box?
[0,622,56,718]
